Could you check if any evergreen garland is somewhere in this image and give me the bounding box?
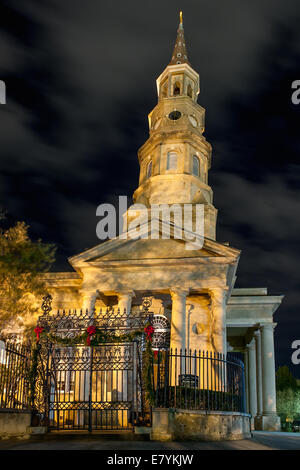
[143,337,155,405]
[34,326,147,346]
[27,343,40,408]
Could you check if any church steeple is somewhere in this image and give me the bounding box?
[131,12,218,241]
[169,12,190,66]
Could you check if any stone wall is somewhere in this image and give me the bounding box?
[0,411,31,439]
[151,408,251,441]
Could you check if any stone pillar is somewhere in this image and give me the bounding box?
[256,323,280,431]
[169,289,189,387]
[170,289,189,351]
[208,287,227,355]
[116,290,135,411]
[247,340,257,430]
[244,350,250,414]
[81,291,97,314]
[79,290,97,426]
[117,290,135,314]
[254,329,263,427]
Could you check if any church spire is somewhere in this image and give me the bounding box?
[169,11,190,66]
[133,13,217,240]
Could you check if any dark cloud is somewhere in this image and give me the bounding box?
[0,0,300,374]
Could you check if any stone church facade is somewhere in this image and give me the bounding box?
[41,16,283,431]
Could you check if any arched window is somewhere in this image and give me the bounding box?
[167,152,177,170]
[192,155,200,177]
[146,160,152,179]
[187,84,193,99]
[151,315,171,350]
[173,82,181,96]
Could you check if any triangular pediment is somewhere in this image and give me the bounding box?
[69,219,240,268]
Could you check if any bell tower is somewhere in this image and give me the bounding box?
[132,13,217,239]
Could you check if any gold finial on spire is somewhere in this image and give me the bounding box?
[169,10,190,65]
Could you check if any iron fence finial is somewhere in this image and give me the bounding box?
[41,294,52,315]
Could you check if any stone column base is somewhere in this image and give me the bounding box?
[150,408,172,441]
[254,414,281,431]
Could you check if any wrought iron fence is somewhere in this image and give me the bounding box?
[0,340,31,410]
[153,349,246,413]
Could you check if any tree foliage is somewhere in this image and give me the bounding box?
[0,221,56,335]
[276,366,298,391]
[277,387,300,423]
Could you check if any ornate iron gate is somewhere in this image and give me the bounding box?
[33,296,152,431]
[48,342,139,431]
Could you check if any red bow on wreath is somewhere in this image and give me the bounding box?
[34,326,44,343]
[144,325,154,341]
[86,326,96,346]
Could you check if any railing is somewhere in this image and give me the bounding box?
[0,340,247,416]
[0,340,31,411]
[153,349,246,413]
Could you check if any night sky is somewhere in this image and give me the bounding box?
[0,1,299,375]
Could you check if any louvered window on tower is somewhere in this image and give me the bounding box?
[173,82,181,95]
[193,155,200,176]
[167,152,178,170]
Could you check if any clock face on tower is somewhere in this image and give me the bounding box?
[188,115,198,127]
[168,110,181,121]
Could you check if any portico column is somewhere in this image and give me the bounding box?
[116,291,135,415]
[254,330,263,420]
[244,350,250,413]
[247,339,257,429]
[208,287,227,355]
[79,290,97,426]
[117,290,135,314]
[258,323,280,431]
[170,289,189,351]
[81,291,97,314]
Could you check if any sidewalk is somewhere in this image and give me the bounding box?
[0,431,300,450]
